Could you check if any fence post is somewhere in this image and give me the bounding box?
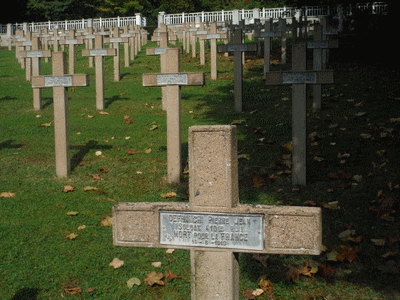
[135,13,142,27]
[232,9,239,25]
[158,12,165,27]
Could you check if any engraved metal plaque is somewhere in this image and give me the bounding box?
[227,44,248,52]
[66,39,78,44]
[307,41,329,49]
[260,32,276,38]
[206,34,221,39]
[110,37,123,43]
[154,47,167,55]
[196,30,208,35]
[157,74,188,85]
[44,76,73,87]
[283,72,317,84]
[27,50,44,57]
[121,33,131,38]
[159,211,264,250]
[90,49,108,56]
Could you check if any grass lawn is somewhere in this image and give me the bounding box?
[1,31,400,299]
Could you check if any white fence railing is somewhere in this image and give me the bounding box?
[158,2,388,26]
[0,14,146,37]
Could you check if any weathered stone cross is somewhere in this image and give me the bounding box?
[31,52,88,178]
[82,33,117,110]
[217,28,257,112]
[265,43,334,185]
[143,47,204,184]
[19,36,51,110]
[113,125,322,299]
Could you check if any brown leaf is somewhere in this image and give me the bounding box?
[124,115,133,124]
[101,216,112,227]
[62,185,74,193]
[242,289,255,300]
[64,286,82,294]
[144,271,164,286]
[251,173,265,188]
[259,278,274,294]
[90,174,101,180]
[99,168,109,173]
[84,287,96,293]
[125,148,141,155]
[0,192,16,198]
[252,254,269,268]
[66,233,78,240]
[318,264,335,277]
[145,148,152,154]
[285,265,300,281]
[165,270,181,284]
[109,258,124,269]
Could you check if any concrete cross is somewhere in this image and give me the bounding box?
[19,36,52,110]
[82,33,117,110]
[217,28,257,112]
[59,28,84,74]
[113,125,322,299]
[265,43,334,185]
[254,19,281,78]
[307,24,338,111]
[31,52,88,178]
[200,22,227,80]
[143,47,204,184]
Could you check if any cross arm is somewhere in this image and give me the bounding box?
[81,48,117,57]
[112,202,322,255]
[217,43,257,53]
[19,50,52,58]
[31,74,88,88]
[142,72,205,87]
[265,70,333,85]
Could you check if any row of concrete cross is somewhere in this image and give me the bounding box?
[7,17,339,299]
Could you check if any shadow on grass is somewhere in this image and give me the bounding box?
[41,97,53,109]
[105,94,129,108]
[0,139,24,150]
[0,96,16,101]
[11,287,40,300]
[70,140,113,171]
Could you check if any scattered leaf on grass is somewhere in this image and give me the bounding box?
[66,233,78,240]
[144,271,164,286]
[238,153,251,160]
[90,174,101,180]
[66,211,79,216]
[252,289,264,296]
[83,186,97,192]
[152,261,162,268]
[354,112,367,117]
[98,111,109,115]
[145,148,152,154]
[124,115,133,124]
[165,270,181,284]
[127,277,141,288]
[101,216,112,227]
[166,249,175,254]
[63,185,74,193]
[109,258,124,269]
[39,122,52,127]
[85,287,96,293]
[259,278,274,294]
[64,286,82,295]
[148,124,160,131]
[0,192,16,198]
[371,239,386,246]
[77,225,86,230]
[125,148,141,155]
[95,151,102,156]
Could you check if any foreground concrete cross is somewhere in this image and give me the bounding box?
[265,43,334,185]
[217,28,257,113]
[31,52,88,178]
[143,48,204,184]
[82,34,117,110]
[113,125,322,299]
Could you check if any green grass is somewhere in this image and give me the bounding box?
[1,34,400,299]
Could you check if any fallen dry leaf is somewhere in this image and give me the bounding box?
[151,261,162,268]
[84,287,96,293]
[371,239,386,246]
[109,258,124,269]
[62,185,74,193]
[166,249,175,254]
[66,211,79,216]
[259,278,273,294]
[127,277,141,288]
[98,111,109,115]
[165,270,181,284]
[101,216,112,227]
[83,186,97,192]
[125,148,141,155]
[64,286,82,295]
[0,192,16,198]
[90,174,101,180]
[145,148,152,154]
[66,233,78,240]
[77,225,86,230]
[144,271,164,286]
[252,289,264,296]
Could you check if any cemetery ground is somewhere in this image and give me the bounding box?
[1,33,400,299]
